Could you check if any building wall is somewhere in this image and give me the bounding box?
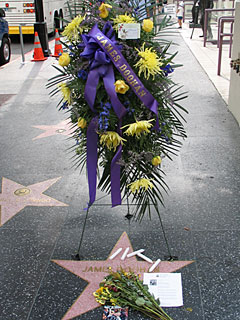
[228,0,240,125]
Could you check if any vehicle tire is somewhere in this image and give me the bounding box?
[0,37,11,65]
[53,14,60,35]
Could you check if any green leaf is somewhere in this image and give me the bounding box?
[135,297,146,306]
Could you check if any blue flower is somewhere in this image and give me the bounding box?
[78,69,88,80]
[60,101,69,110]
[161,64,174,76]
[98,102,111,131]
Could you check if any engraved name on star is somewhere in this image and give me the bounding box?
[0,177,68,226]
[32,119,75,140]
[53,232,194,320]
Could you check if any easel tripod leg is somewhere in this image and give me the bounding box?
[156,204,178,261]
[73,205,91,260]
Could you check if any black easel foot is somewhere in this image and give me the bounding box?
[164,255,178,261]
[125,213,133,220]
[72,253,84,261]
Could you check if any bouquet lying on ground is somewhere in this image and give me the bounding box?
[93,269,173,320]
[48,0,187,220]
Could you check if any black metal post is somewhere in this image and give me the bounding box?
[34,0,51,57]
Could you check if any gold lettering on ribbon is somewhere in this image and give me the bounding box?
[114,55,120,62]
[127,75,134,81]
[97,35,104,40]
[106,44,113,52]
[120,64,127,71]
[129,79,138,86]
[110,50,117,57]
[135,86,141,93]
[100,39,108,46]
[139,90,146,97]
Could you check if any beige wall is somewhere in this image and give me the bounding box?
[228,0,240,125]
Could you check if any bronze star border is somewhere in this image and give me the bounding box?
[53,232,194,319]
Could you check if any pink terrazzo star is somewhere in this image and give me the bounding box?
[0,177,68,226]
[32,119,75,140]
[53,232,194,320]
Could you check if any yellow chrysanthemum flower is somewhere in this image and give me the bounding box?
[112,13,136,30]
[128,178,154,193]
[121,119,154,138]
[99,131,126,151]
[152,156,162,166]
[135,43,163,80]
[58,83,71,105]
[99,3,112,18]
[142,19,154,32]
[58,53,70,67]
[62,15,85,41]
[77,117,87,129]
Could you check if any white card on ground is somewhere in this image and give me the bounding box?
[143,273,183,307]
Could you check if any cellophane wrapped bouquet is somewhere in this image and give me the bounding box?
[48,0,187,221]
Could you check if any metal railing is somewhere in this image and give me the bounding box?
[203,8,235,46]
[217,16,234,75]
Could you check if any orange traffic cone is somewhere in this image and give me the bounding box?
[31,31,47,62]
[52,29,63,57]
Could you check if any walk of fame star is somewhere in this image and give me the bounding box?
[0,177,68,226]
[53,232,194,320]
[32,119,75,140]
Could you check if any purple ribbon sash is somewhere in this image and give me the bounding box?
[81,23,159,207]
[81,23,127,207]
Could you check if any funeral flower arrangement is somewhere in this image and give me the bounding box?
[93,269,173,320]
[48,0,187,220]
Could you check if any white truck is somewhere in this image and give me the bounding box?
[1,0,68,35]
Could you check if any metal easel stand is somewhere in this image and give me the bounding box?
[72,194,178,262]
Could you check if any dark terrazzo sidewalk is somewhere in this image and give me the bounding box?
[0,28,239,320]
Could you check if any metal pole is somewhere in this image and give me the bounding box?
[34,0,50,57]
[34,0,44,22]
[229,20,234,58]
[217,21,223,76]
[19,25,25,63]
